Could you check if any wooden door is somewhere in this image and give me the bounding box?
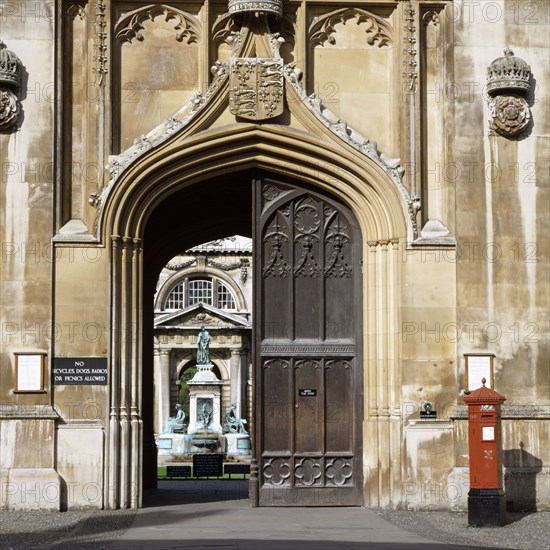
[253,176,363,506]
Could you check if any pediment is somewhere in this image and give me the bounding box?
[154,303,251,330]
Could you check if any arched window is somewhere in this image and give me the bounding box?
[164,277,236,311]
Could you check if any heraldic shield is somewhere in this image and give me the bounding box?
[229,58,284,121]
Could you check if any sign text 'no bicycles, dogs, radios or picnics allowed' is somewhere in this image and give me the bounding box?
[53,358,108,385]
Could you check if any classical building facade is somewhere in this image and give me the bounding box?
[152,237,252,435]
[0,0,548,511]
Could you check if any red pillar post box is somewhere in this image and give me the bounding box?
[463,378,506,526]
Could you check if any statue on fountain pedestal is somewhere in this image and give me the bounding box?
[224,403,248,434]
[196,326,211,365]
[163,403,186,434]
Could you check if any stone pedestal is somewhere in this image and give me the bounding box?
[156,434,187,455]
[225,433,251,455]
[187,363,223,435]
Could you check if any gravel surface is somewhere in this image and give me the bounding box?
[0,510,136,549]
[377,510,550,550]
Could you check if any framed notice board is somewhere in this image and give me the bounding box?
[14,353,46,392]
[464,353,494,391]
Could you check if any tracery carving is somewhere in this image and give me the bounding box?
[309,8,391,48]
[294,198,321,278]
[263,457,291,485]
[212,13,241,54]
[115,5,201,44]
[325,458,353,486]
[324,211,352,278]
[295,457,322,486]
[263,211,291,278]
[263,184,280,201]
[422,10,439,26]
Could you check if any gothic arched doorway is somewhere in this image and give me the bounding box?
[139,170,363,506]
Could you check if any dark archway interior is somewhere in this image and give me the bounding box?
[141,172,253,488]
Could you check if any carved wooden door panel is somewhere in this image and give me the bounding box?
[253,176,363,506]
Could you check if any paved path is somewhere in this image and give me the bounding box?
[3,480,546,549]
[106,481,497,550]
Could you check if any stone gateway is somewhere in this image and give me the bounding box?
[0,0,548,512]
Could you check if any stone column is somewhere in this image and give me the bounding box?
[157,349,171,433]
[230,348,242,416]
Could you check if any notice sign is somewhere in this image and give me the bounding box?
[193,453,223,477]
[299,389,317,397]
[53,358,108,385]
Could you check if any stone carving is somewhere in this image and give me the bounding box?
[212,12,241,53]
[309,8,391,48]
[488,95,530,136]
[229,58,284,120]
[422,10,440,27]
[115,5,201,44]
[196,397,214,430]
[163,403,187,433]
[228,0,283,18]
[94,0,107,85]
[0,41,22,131]
[403,0,417,92]
[407,194,421,240]
[196,326,211,364]
[223,403,248,434]
[96,46,418,242]
[487,48,532,137]
[166,258,196,271]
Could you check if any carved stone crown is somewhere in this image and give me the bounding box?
[0,41,22,88]
[487,48,531,96]
[228,0,283,18]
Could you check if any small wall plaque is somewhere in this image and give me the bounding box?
[299,389,317,397]
[464,354,494,391]
[14,353,46,392]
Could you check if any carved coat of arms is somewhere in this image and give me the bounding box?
[229,58,284,121]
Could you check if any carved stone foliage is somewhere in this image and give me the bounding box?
[403,0,417,92]
[486,49,532,138]
[94,0,107,85]
[309,8,392,48]
[263,194,352,279]
[115,4,201,44]
[0,41,22,131]
[229,58,284,120]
